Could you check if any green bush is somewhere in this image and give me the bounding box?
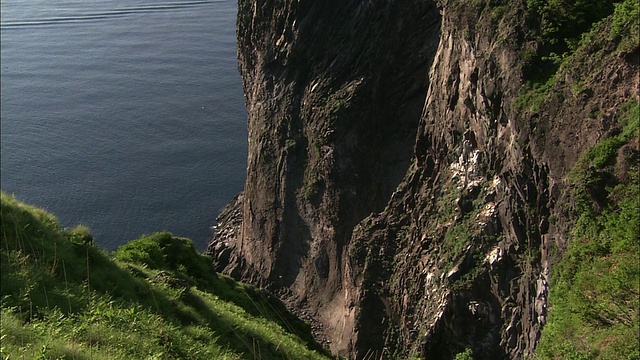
[114,231,213,281]
[611,0,640,51]
[581,101,639,169]
[523,0,616,80]
[455,348,475,360]
[67,224,93,245]
[527,0,615,50]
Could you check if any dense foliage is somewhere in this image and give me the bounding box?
[610,0,640,51]
[0,193,329,359]
[527,0,614,48]
[524,0,617,79]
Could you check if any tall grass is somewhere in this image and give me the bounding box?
[1,192,330,359]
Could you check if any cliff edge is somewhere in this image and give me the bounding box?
[208,0,639,358]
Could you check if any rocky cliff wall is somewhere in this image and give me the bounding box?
[211,0,442,352]
[208,0,639,358]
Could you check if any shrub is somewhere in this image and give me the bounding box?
[527,0,614,49]
[611,0,640,51]
[455,348,475,360]
[114,232,214,284]
[67,224,93,245]
[524,0,616,80]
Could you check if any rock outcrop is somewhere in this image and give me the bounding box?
[208,0,639,358]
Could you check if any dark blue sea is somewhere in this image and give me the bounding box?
[1,0,247,251]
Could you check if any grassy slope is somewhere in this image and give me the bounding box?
[0,193,331,359]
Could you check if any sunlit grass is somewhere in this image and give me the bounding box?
[1,192,330,359]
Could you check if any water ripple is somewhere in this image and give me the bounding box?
[1,0,216,28]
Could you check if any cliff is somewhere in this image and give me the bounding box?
[208,0,639,358]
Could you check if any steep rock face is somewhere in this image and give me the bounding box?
[209,0,639,358]
[347,3,544,357]
[211,0,441,353]
[348,3,638,358]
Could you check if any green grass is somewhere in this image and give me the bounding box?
[1,192,330,359]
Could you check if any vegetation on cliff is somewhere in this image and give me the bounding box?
[527,0,640,358]
[535,101,639,359]
[0,193,329,359]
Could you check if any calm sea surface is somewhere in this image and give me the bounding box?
[1,0,247,251]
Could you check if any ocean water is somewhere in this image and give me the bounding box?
[0,0,247,251]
